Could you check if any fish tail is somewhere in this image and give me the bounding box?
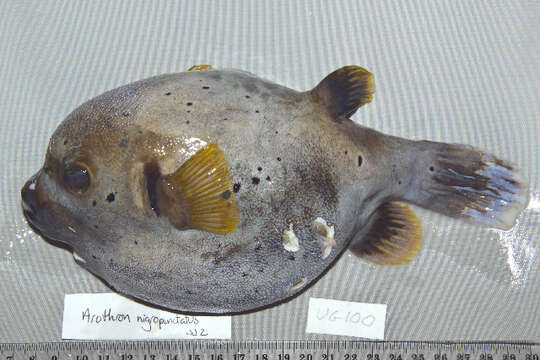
[403,141,528,230]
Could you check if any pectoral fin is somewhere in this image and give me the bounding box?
[349,202,422,265]
[156,144,239,234]
[312,65,375,118]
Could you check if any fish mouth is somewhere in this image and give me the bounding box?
[21,170,70,245]
[21,173,41,224]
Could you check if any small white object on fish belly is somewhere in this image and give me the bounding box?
[282,224,300,252]
[311,217,335,259]
[20,63,528,315]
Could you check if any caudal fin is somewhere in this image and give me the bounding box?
[407,142,528,230]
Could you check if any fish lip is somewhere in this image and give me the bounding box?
[22,207,36,222]
[22,204,67,245]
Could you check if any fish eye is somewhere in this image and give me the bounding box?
[63,164,91,193]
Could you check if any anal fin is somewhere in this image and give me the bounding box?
[349,202,422,265]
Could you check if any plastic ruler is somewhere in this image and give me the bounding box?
[0,341,538,360]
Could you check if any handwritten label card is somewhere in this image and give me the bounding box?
[306,298,386,339]
[62,293,231,340]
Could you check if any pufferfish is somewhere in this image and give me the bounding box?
[21,65,528,314]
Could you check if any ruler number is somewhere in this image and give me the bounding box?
[412,355,424,360]
[279,355,290,360]
[211,355,224,360]
[457,355,470,360]
[234,354,246,360]
[503,355,516,360]
[479,355,493,360]
[77,355,89,360]
[144,356,156,360]
[300,355,313,360]
[525,355,539,360]
[390,355,403,360]
[190,355,201,360]
[122,355,134,360]
[323,355,334,360]
[434,355,447,360]
[256,355,268,360]
[99,355,110,360]
[367,355,380,360]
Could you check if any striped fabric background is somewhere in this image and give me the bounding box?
[0,1,538,341]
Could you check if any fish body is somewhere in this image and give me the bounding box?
[21,66,528,313]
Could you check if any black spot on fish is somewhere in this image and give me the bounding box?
[429,166,435,172]
[358,155,363,167]
[119,138,128,148]
[255,110,260,113]
[398,180,402,184]
[233,183,241,193]
[252,177,260,185]
[105,119,113,128]
[92,200,97,207]
[221,190,232,200]
[106,193,115,202]
[242,272,248,277]
[288,254,295,261]
[202,86,210,90]
[94,224,99,229]
[134,240,138,245]
[275,131,278,134]
[266,176,271,181]
[245,95,250,99]
[345,150,348,155]
[258,268,264,273]
[92,255,97,259]
[187,110,191,113]
[63,139,68,145]
[137,130,143,135]
[165,92,171,96]
[122,111,130,117]
[257,166,262,171]
[277,157,281,161]
[187,102,193,106]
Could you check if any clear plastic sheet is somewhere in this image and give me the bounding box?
[1,1,538,342]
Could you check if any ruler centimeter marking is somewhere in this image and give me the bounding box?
[0,341,538,360]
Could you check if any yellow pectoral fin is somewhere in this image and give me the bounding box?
[167,144,238,234]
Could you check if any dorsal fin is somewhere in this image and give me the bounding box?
[349,202,422,265]
[311,65,375,118]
